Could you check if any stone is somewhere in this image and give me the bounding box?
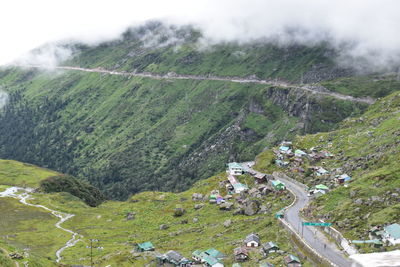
[159,224,169,230]
[244,201,260,216]
[194,204,204,210]
[354,198,363,205]
[349,190,356,198]
[174,208,186,217]
[193,217,199,223]
[9,253,23,260]
[223,219,232,228]
[192,193,204,201]
[126,212,135,220]
[181,219,188,224]
[219,202,234,211]
[233,208,244,215]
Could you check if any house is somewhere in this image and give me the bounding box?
[157,250,191,266]
[271,180,286,191]
[233,183,248,194]
[316,167,328,176]
[337,174,351,184]
[382,223,400,245]
[244,233,260,247]
[233,247,248,261]
[192,248,225,266]
[203,255,224,267]
[216,195,225,204]
[262,242,279,254]
[203,248,225,261]
[228,162,243,176]
[136,241,155,252]
[279,146,290,153]
[284,254,301,267]
[254,172,267,183]
[308,189,326,198]
[259,262,274,267]
[315,184,329,191]
[294,149,307,157]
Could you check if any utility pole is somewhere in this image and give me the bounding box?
[88,239,100,267]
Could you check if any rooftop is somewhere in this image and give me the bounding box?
[385,223,400,239]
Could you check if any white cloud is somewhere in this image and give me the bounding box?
[1,0,400,70]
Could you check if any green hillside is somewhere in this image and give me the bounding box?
[0,161,313,266]
[255,91,400,253]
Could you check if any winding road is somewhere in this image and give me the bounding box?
[0,187,81,263]
[242,163,353,267]
[15,65,375,105]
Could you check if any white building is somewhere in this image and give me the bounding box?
[228,162,243,176]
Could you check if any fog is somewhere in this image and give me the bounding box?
[2,0,400,70]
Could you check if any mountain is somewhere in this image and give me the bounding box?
[0,22,398,199]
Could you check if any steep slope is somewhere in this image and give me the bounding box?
[256,91,400,253]
[0,66,366,199]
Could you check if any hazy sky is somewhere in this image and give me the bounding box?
[2,0,400,68]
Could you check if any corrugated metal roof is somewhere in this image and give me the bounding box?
[385,223,400,239]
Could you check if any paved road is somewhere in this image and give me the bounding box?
[241,162,353,266]
[14,65,375,104]
[274,172,353,267]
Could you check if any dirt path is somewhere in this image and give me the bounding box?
[16,65,375,105]
[0,187,81,263]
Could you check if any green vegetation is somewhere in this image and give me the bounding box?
[0,163,312,266]
[40,175,106,207]
[0,159,58,187]
[320,74,400,98]
[0,65,362,199]
[67,22,338,83]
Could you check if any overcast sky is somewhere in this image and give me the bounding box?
[2,0,400,68]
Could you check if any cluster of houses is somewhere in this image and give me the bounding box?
[274,141,352,195]
[365,223,400,247]
[137,233,302,266]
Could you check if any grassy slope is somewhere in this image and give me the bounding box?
[320,74,400,98]
[0,159,58,187]
[0,163,312,267]
[1,66,343,199]
[255,91,400,253]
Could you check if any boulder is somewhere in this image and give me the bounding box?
[9,253,23,260]
[219,202,234,211]
[354,198,363,205]
[244,201,260,216]
[223,219,232,228]
[159,224,169,230]
[193,217,199,223]
[233,208,244,215]
[126,212,135,220]
[192,193,204,201]
[174,208,186,217]
[194,204,204,210]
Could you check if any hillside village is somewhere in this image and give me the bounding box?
[130,159,306,267]
[271,141,400,252]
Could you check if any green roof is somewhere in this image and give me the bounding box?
[315,184,329,190]
[204,248,225,259]
[137,241,154,251]
[210,194,218,199]
[192,250,203,258]
[203,255,220,265]
[228,162,243,169]
[385,223,400,239]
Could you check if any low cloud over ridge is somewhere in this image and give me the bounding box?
[2,0,400,71]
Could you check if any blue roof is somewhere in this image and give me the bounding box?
[279,146,290,151]
[385,223,400,239]
[228,162,243,169]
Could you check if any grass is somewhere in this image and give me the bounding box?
[0,167,312,267]
[0,160,58,187]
